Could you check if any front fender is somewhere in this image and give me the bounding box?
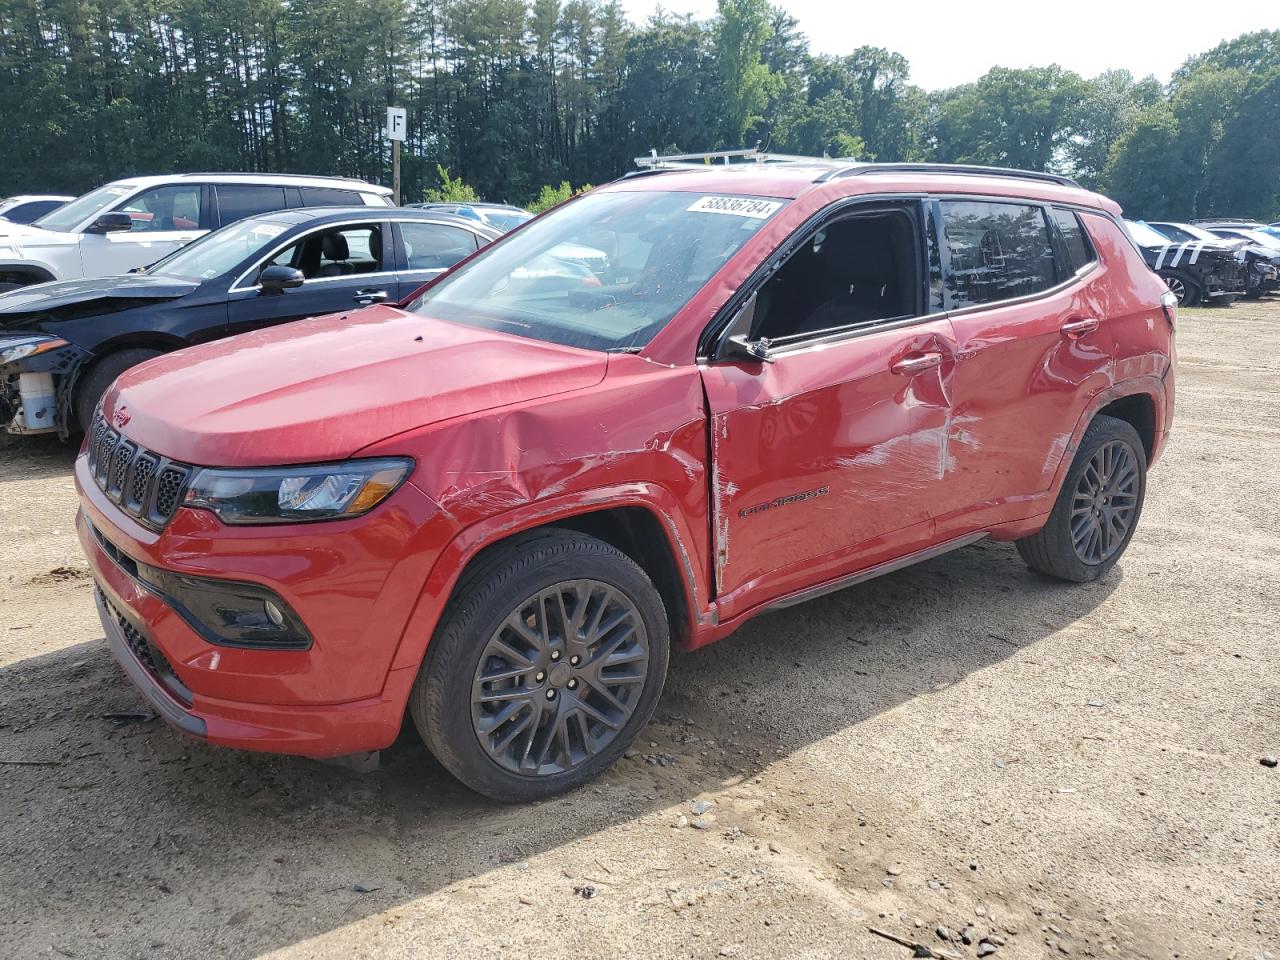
[384,481,711,680]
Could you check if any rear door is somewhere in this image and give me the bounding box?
[224,220,395,335]
[391,220,484,299]
[930,199,1112,530]
[700,201,958,616]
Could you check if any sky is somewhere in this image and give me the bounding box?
[621,0,1279,90]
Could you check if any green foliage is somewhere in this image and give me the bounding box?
[0,3,1272,221]
[423,166,480,203]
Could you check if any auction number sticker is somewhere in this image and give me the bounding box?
[687,196,782,219]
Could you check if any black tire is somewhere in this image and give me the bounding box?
[1159,270,1200,307]
[1016,414,1147,583]
[409,529,670,802]
[1244,286,1264,300]
[74,348,164,433]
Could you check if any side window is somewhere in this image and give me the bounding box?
[750,208,920,343]
[115,184,203,232]
[299,187,364,208]
[217,185,288,225]
[399,222,479,271]
[940,200,1056,308]
[269,225,384,280]
[1051,207,1097,276]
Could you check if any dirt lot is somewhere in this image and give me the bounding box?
[1,300,1277,960]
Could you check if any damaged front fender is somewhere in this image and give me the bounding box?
[0,333,91,437]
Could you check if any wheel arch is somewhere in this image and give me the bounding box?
[0,263,57,286]
[1048,379,1166,499]
[386,486,710,683]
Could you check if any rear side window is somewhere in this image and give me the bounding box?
[1051,208,1097,276]
[940,200,1056,308]
[300,187,364,208]
[217,185,288,225]
[399,221,480,271]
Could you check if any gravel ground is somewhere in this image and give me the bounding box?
[1,300,1277,960]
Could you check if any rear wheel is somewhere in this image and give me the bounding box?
[74,348,163,433]
[1159,270,1199,307]
[1016,414,1147,583]
[409,530,670,802]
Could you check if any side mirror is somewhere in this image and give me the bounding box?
[86,212,134,235]
[715,292,775,364]
[258,265,305,295]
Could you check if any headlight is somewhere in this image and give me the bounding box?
[0,335,68,367]
[184,458,412,525]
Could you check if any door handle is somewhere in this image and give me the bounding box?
[891,351,943,375]
[1061,317,1100,339]
[354,289,389,306]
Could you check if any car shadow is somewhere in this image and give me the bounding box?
[0,432,79,482]
[0,538,1118,957]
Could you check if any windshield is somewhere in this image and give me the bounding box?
[409,190,785,351]
[34,183,136,233]
[1125,220,1173,248]
[483,210,533,232]
[148,218,291,280]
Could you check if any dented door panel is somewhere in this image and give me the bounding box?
[700,318,957,615]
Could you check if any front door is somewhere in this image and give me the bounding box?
[700,203,957,616]
[225,221,395,335]
[81,182,209,277]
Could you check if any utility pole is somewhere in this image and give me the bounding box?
[386,106,407,205]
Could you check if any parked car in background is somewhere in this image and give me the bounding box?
[0,207,497,437]
[77,157,1174,801]
[1123,219,1246,305]
[0,194,73,225]
[0,174,394,292]
[1147,221,1279,299]
[409,201,533,232]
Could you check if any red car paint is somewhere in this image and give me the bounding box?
[76,167,1174,759]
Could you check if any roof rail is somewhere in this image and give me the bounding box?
[174,172,384,186]
[816,162,1079,188]
[634,147,842,171]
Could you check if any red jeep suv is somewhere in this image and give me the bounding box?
[76,159,1175,801]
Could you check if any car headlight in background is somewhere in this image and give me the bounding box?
[0,335,68,367]
[184,458,412,524]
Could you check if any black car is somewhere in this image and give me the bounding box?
[1147,221,1279,300]
[1123,219,1247,306]
[0,207,500,437]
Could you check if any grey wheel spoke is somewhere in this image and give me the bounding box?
[472,577,649,778]
[1070,438,1139,565]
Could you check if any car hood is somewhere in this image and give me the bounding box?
[102,305,609,466]
[0,221,79,251]
[0,274,200,320]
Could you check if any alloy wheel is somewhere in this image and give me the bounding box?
[1069,439,1140,564]
[1165,276,1188,305]
[471,579,649,777]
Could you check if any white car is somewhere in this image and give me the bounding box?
[0,173,393,291]
[0,195,74,225]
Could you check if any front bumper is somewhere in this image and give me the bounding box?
[76,451,453,758]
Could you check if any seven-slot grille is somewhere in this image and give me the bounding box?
[87,413,193,529]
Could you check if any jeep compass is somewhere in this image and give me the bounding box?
[76,156,1176,801]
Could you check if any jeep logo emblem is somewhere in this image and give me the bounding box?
[111,407,131,428]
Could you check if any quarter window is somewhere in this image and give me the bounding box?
[299,187,364,208]
[399,222,480,271]
[115,184,203,233]
[1051,208,1097,276]
[940,200,1056,308]
[217,185,288,225]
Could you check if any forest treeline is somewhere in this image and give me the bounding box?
[0,0,1276,219]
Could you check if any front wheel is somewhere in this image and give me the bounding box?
[74,347,163,433]
[1016,414,1147,583]
[1159,270,1200,307]
[409,530,670,802]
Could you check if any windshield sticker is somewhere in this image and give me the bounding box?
[687,196,782,219]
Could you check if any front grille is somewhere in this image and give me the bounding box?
[98,587,193,707]
[88,412,193,530]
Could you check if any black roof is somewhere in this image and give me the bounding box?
[247,206,503,237]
